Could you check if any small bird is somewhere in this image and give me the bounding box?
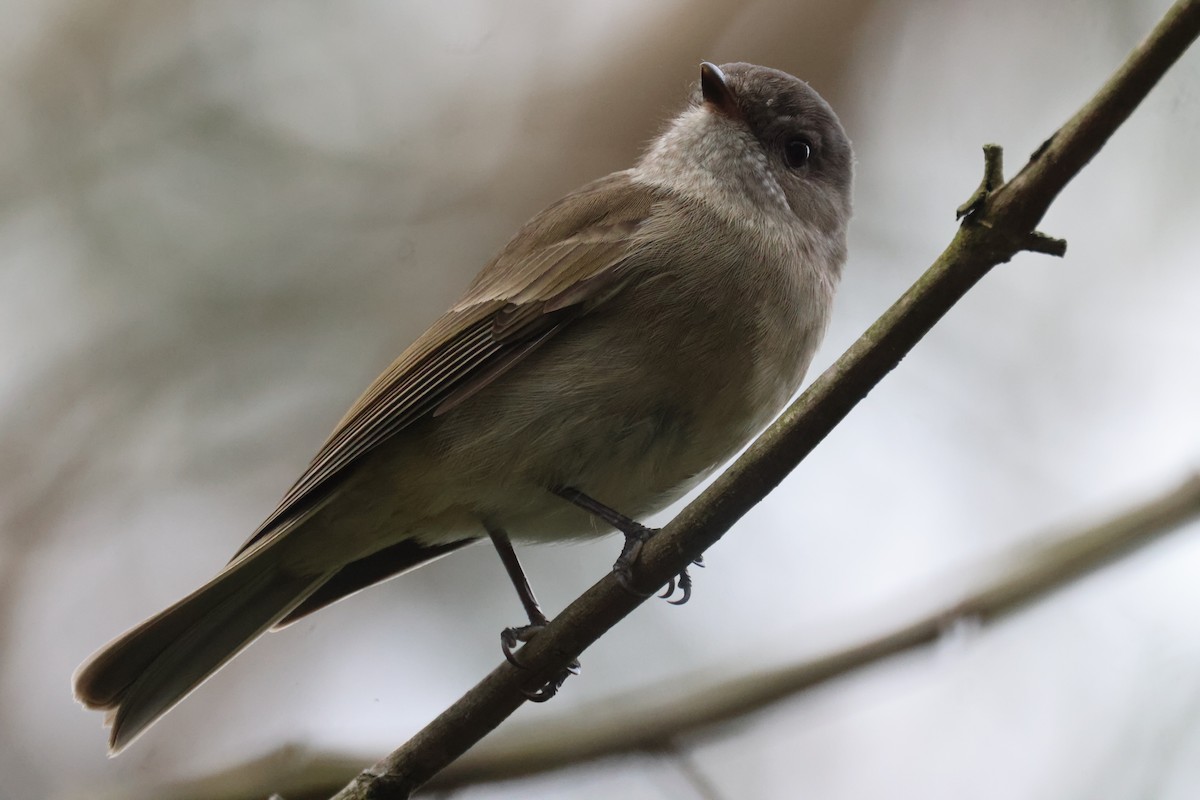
[73,61,853,752]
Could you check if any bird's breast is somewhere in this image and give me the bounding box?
[411,224,835,542]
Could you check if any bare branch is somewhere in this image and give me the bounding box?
[99,474,1200,800]
[325,3,1200,797]
[425,474,1200,790]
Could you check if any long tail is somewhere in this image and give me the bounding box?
[73,554,330,753]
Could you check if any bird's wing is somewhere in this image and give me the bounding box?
[231,171,665,562]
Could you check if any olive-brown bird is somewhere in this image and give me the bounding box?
[74,61,853,752]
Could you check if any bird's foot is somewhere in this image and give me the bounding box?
[613,526,704,605]
[500,622,544,667]
[612,522,659,596]
[500,622,581,702]
[522,660,581,702]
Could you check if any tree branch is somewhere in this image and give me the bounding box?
[426,473,1200,791]
[100,474,1200,800]
[322,3,1200,797]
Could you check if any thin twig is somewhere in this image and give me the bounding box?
[325,3,1200,797]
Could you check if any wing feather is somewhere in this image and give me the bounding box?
[231,171,664,560]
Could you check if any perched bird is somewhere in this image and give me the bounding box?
[74,61,853,752]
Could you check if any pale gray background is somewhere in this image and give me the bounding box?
[2,1,1199,798]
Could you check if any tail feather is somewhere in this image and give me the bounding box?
[73,556,330,753]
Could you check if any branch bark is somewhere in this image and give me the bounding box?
[326,3,1200,797]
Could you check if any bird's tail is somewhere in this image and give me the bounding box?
[72,553,330,754]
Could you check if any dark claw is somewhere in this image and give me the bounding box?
[667,568,693,606]
[503,623,581,701]
[501,623,545,668]
[520,659,581,702]
[523,684,559,703]
[653,552,704,604]
[615,526,704,605]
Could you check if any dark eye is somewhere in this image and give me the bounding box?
[783,138,812,169]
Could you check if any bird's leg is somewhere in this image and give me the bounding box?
[488,526,549,634]
[551,486,702,605]
[486,526,580,702]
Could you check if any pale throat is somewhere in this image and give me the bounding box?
[633,107,794,227]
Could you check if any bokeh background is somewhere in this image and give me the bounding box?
[3,1,1200,798]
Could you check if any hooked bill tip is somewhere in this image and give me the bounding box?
[699,62,739,120]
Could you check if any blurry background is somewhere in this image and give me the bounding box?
[3,0,1199,798]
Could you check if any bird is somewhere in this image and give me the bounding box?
[73,61,853,753]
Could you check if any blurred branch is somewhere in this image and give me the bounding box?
[667,745,729,800]
[100,473,1200,800]
[88,746,366,800]
[429,474,1200,791]
[325,3,1200,797]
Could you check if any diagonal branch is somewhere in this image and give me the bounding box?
[425,473,1200,791]
[328,2,1200,797]
[83,474,1200,800]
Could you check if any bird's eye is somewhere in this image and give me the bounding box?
[783,138,812,169]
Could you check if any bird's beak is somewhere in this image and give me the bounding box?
[700,62,741,120]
